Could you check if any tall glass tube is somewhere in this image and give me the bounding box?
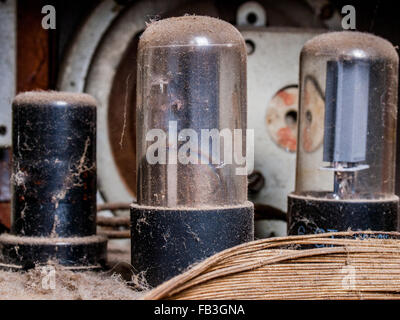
[131,16,253,287]
[136,16,247,208]
[288,31,399,235]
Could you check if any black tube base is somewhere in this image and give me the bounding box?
[131,202,254,287]
[0,234,107,270]
[288,193,399,236]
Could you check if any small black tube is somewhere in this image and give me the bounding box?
[11,92,97,237]
[0,91,107,270]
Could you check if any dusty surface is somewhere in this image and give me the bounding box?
[302,31,398,61]
[13,91,97,107]
[0,233,106,245]
[139,15,245,48]
[0,240,148,300]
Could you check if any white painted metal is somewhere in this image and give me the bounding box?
[237,1,267,27]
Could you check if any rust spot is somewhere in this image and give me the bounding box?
[278,90,295,106]
[266,86,299,152]
[0,202,11,230]
[277,127,297,152]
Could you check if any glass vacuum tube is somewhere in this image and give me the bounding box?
[288,31,399,235]
[131,16,254,287]
[136,16,248,208]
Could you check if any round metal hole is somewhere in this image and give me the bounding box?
[0,126,7,136]
[285,110,297,128]
[245,39,255,55]
[246,12,258,24]
[305,110,312,124]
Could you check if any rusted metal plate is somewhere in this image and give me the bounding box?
[17,0,51,92]
[266,86,298,152]
[0,203,11,231]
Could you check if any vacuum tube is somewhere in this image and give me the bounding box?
[0,91,107,269]
[131,16,254,286]
[288,31,399,235]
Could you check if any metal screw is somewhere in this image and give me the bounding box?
[248,171,265,194]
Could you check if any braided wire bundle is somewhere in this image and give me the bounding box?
[143,231,400,300]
